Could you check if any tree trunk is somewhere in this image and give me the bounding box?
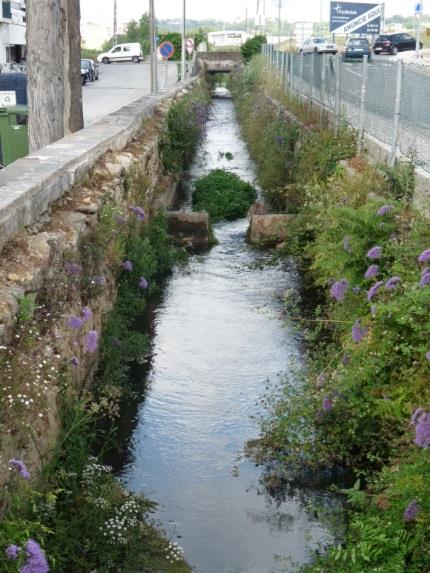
[27,0,83,153]
[64,0,84,134]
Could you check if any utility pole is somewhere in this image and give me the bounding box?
[245,7,248,35]
[256,0,260,34]
[149,0,158,94]
[113,0,117,47]
[277,0,282,50]
[181,0,186,81]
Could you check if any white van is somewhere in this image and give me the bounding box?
[97,43,143,64]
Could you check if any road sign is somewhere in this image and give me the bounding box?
[330,2,383,35]
[415,1,423,15]
[186,37,194,55]
[0,91,17,107]
[159,41,175,60]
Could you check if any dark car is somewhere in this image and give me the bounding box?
[81,59,98,83]
[373,33,422,55]
[343,38,372,61]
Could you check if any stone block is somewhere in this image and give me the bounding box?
[167,211,210,251]
[248,214,291,246]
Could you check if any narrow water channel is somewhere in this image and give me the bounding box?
[122,96,338,572]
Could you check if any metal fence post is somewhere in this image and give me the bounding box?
[310,52,315,107]
[320,53,326,121]
[289,51,294,97]
[357,54,369,154]
[299,51,304,102]
[390,59,403,166]
[335,54,341,132]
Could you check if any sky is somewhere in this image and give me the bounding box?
[81,0,424,26]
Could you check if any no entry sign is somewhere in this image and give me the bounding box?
[159,41,175,59]
[186,38,194,55]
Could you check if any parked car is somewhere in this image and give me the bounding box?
[342,37,372,61]
[81,61,91,85]
[298,37,338,54]
[372,33,422,55]
[97,43,143,64]
[81,59,98,82]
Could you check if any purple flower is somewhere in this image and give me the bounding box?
[330,279,349,302]
[385,276,401,290]
[70,356,80,367]
[5,544,20,560]
[367,246,383,260]
[139,277,149,290]
[365,265,379,280]
[322,397,333,412]
[419,272,430,288]
[85,331,99,354]
[426,351,430,362]
[68,316,84,330]
[352,319,368,343]
[377,205,394,216]
[415,412,430,447]
[404,500,421,522]
[64,262,82,275]
[129,206,146,221]
[411,408,424,426]
[122,260,133,272]
[93,275,106,286]
[367,280,384,302]
[82,307,92,322]
[20,539,49,573]
[352,286,361,294]
[418,249,430,263]
[10,459,30,480]
[343,236,352,253]
[114,215,127,225]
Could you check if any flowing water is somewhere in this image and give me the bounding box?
[121,95,340,572]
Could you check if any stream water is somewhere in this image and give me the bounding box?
[121,95,340,572]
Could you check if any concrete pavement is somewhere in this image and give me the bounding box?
[83,61,179,125]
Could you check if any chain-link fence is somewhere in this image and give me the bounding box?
[262,45,430,172]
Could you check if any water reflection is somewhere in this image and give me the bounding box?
[121,99,341,572]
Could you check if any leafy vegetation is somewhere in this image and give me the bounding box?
[160,83,211,174]
[240,35,267,63]
[193,169,257,222]
[233,56,430,572]
[0,213,190,572]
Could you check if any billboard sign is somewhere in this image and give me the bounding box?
[330,2,383,35]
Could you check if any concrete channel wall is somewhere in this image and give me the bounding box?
[0,79,196,255]
[0,78,200,483]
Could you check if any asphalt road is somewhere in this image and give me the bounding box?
[82,61,179,125]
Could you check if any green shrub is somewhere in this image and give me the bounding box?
[193,169,257,222]
[240,35,267,63]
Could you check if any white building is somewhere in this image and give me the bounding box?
[0,0,26,66]
[208,30,251,48]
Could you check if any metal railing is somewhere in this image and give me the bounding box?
[262,45,430,171]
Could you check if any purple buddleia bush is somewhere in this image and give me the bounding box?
[367,246,383,260]
[410,408,430,448]
[352,319,367,343]
[385,276,401,290]
[10,459,30,480]
[85,331,99,354]
[367,281,384,302]
[330,279,349,302]
[5,544,20,559]
[20,539,49,573]
[365,265,379,280]
[418,248,430,263]
[377,205,394,216]
[403,500,421,522]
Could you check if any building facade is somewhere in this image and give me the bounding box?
[0,0,26,67]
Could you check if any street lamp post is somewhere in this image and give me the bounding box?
[149,0,158,94]
[113,0,118,47]
[181,0,186,81]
